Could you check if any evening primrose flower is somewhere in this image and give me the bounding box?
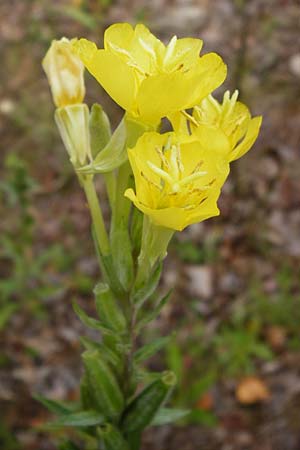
[73,23,227,124]
[125,132,229,231]
[42,37,85,108]
[191,90,262,162]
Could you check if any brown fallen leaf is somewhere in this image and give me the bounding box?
[265,325,287,352]
[195,392,214,411]
[236,377,271,405]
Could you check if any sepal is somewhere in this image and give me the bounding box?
[77,117,127,174]
[89,103,111,158]
[55,104,91,167]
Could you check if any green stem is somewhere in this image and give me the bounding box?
[103,171,116,208]
[82,175,110,256]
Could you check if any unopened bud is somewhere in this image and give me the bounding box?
[42,38,85,108]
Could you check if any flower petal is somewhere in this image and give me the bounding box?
[230,116,262,162]
[73,39,137,112]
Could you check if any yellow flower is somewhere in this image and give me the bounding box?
[125,132,229,231]
[42,37,85,108]
[191,90,262,162]
[73,23,227,124]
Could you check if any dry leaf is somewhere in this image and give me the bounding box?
[236,377,271,404]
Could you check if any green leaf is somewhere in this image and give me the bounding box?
[165,341,184,384]
[48,410,105,428]
[89,104,111,158]
[34,394,78,415]
[83,350,124,420]
[58,440,81,450]
[151,407,190,426]
[132,262,162,306]
[188,409,218,426]
[72,301,115,336]
[98,424,130,450]
[134,336,171,363]
[137,290,172,331]
[94,283,126,333]
[80,337,122,370]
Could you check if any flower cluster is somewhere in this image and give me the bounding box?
[43,23,261,233]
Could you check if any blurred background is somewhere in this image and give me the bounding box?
[1,0,300,449]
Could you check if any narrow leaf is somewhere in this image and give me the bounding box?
[48,410,105,428]
[151,407,190,426]
[34,394,78,415]
[137,290,173,332]
[72,301,115,336]
[134,336,171,364]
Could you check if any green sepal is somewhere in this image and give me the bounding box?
[121,371,177,433]
[98,424,130,450]
[124,114,155,148]
[89,103,111,158]
[83,350,125,420]
[73,301,116,336]
[80,375,95,411]
[48,410,106,428]
[151,407,190,426]
[80,337,122,372]
[136,290,173,332]
[77,118,127,174]
[131,262,162,306]
[94,283,126,333]
[34,394,79,415]
[133,336,171,364]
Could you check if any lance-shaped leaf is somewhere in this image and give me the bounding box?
[73,301,116,336]
[133,336,171,364]
[80,337,122,370]
[98,423,130,450]
[131,262,162,306]
[83,350,125,420]
[94,283,127,333]
[151,407,190,426]
[136,290,173,332]
[48,410,106,428]
[121,371,177,433]
[34,394,79,415]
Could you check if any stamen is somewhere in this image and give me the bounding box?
[191,161,204,174]
[180,110,199,126]
[170,145,180,179]
[178,171,207,187]
[141,171,162,190]
[147,161,173,184]
[155,146,170,169]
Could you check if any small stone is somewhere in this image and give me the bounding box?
[289,54,300,77]
[185,265,213,299]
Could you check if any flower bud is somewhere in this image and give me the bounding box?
[42,37,85,108]
[55,104,91,167]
